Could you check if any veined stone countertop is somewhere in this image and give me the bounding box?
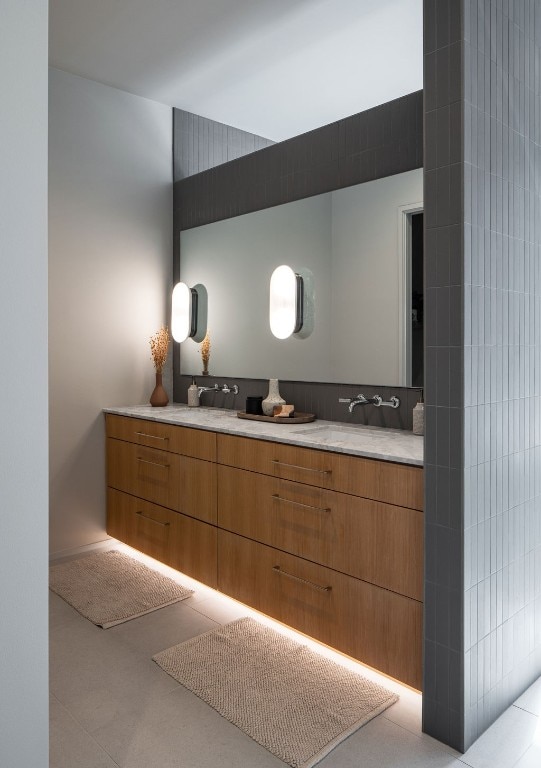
[104,404,423,466]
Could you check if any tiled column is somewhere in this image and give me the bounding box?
[424,0,541,751]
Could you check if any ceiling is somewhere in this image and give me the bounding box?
[49,0,423,142]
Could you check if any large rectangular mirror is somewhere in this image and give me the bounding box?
[179,168,423,387]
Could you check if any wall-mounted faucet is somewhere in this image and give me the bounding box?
[338,394,400,413]
[198,383,239,397]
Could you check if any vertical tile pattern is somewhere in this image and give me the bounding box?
[423,0,466,750]
[174,92,423,231]
[424,0,541,752]
[173,109,274,182]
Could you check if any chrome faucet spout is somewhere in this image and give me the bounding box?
[198,383,239,397]
[198,384,218,397]
[338,393,401,412]
[347,394,378,413]
[338,394,379,413]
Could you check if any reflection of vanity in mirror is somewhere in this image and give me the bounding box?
[179,168,423,388]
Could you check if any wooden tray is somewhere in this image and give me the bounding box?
[237,411,315,424]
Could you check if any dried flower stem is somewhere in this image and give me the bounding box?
[200,330,210,373]
[149,326,170,373]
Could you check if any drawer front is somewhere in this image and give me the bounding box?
[169,507,218,588]
[217,433,423,510]
[107,488,217,586]
[218,530,422,689]
[107,487,174,564]
[107,439,177,510]
[106,413,216,461]
[217,433,334,489]
[107,438,217,523]
[218,465,423,600]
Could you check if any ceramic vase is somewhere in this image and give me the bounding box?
[150,372,169,407]
[262,378,285,417]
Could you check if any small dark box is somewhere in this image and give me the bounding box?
[246,396,264,415]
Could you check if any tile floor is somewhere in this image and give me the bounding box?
[50,542,541,768]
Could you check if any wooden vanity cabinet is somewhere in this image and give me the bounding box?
[218,530,422,689]
[106,414,424,689]
[217,463,423,601]
[105,414,218,587]
[216,433,424,690]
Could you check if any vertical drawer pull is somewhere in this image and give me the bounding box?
[271,460,332,475]
[271,494,330,513]
[136,511,170,527]
[135,431,169,442]
[272,565,332,592]
[136,457,170,469]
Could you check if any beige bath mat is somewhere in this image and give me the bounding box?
[49,549,193,628]
[153,617,398,768]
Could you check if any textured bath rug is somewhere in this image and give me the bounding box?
[153,616,398,768]
[49,550,193,628]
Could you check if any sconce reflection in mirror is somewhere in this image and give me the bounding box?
[171,282,208,343]
[269,265,313,340]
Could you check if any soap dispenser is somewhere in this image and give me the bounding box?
[187,377,199,407]
[412,390,424,435]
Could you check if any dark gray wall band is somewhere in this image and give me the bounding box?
[174,90,423,232]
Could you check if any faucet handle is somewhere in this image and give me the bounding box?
[338,398,352,404]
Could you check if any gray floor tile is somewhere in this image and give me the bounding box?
[315,713,466,768]
[460,705,539,768]
[50,616,180,733]
[91,685,284,768]
[50,695,119,768]
[514,677,541,717]
[106,601,218,656]
[49,591,81,628]
[49,551,541,768]
[189,594,251,624]
[513,742,541,768]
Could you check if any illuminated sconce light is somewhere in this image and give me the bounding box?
[269,265,304,339]
[171,282,199,342]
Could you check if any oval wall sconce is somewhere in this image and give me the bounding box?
[171,282,199,342]
[269,265,304,339]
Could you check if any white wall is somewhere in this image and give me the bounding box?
[0,2,49,766]
[49,69,172,556]
[331,169,423,384]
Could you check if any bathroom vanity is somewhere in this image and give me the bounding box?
[105,405,423,689]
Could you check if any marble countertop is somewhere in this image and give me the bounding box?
[104,404,423,466]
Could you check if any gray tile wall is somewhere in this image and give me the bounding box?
[173,109,274,182]
[424,0,541,751]
[177,374,422,431]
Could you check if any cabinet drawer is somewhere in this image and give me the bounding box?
[107,487,174,564]
[107,488,217,587]
[218,465,423,600]
[107,438,217,524]
[218,530,422,689]
[217,434,423,510]
[106,414,216,461]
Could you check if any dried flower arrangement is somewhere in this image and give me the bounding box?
[149,326,170,373]
[200,330,211,375]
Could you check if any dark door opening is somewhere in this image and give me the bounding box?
[411,212,423,389]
